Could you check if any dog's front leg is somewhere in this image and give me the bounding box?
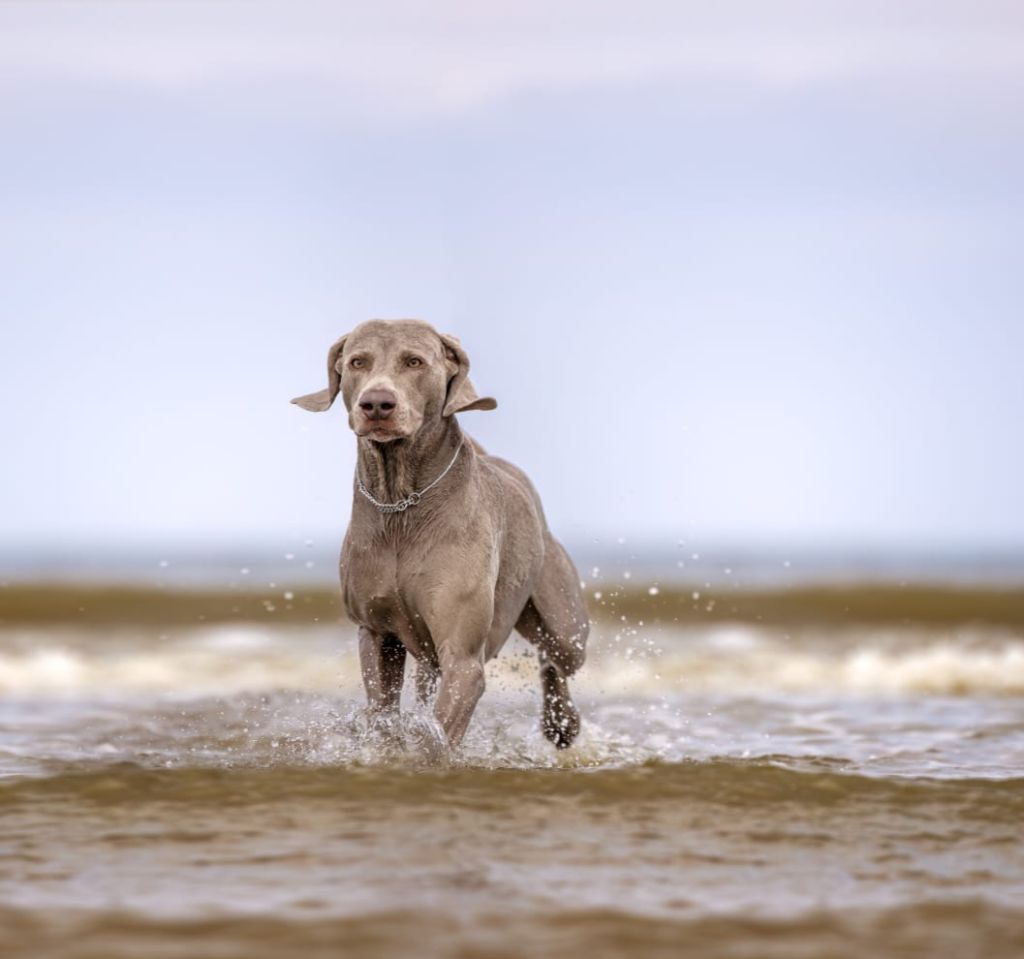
[434,653,485,747]
[423,589,493,747]
[358,626,406,714]
[414,660,440,705]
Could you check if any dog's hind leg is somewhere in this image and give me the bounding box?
[516,534,590,749]
[359,627,406,714]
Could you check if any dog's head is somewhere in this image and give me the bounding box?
[291,319,496,442]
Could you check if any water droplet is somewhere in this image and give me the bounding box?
[648,586,659,595]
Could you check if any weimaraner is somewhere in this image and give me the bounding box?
[292,319,589,749]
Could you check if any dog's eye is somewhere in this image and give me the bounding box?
[406,357,423,368]
[350,358,366,369]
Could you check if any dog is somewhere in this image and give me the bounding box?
[291,319,589,749]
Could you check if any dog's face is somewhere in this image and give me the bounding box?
[290,319,496,441]
[340,320,450,443]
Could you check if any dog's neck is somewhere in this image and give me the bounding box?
[355,417,464,506]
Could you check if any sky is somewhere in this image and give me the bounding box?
[1,1,1022,554]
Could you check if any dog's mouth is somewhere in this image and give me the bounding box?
[356,424,406,442]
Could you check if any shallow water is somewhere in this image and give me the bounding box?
[2,620,1023,957]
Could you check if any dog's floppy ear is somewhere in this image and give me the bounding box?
[290,334,348,412]
[439,333,497,417]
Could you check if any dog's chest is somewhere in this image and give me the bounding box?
[340,542,432,653]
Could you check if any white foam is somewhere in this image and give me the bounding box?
[575,630,1024,696]
[1,625,1023,697]
[0,626,361,695]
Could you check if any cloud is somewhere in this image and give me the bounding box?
[1,0,1022,119]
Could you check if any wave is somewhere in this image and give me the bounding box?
[0,628,348,695]
[2,624,1024,696]
[588,627,1024,695]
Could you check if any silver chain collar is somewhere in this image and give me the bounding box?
[356,440,464,514]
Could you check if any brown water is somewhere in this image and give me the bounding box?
[2,619,1024,957]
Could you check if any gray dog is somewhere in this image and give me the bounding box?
[292,319,589,749]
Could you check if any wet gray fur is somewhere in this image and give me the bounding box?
[291,319,589,749]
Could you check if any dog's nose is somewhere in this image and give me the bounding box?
[358,389,397,421]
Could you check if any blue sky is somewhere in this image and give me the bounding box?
[1,1,1022,551]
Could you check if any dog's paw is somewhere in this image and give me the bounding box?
[406,713,450,765]
[542,698,581,750]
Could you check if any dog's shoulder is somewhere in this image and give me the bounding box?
[470,442,548,529]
